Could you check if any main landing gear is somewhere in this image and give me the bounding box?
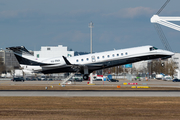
[83,74,89,80]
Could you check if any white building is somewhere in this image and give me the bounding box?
[172,53,180,68]
[33,45,74,59]
[171,53,180,78]
[133,61,148,71]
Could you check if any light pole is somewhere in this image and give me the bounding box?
[89,21,93,54]
[89,22,94,84]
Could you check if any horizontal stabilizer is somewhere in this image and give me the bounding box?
[6,46,33,56]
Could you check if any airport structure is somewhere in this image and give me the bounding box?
[172,53,180,78]
[33,45,74,59]
[0,49,20,71]
[172,53,180,69]
[133,61,148,71]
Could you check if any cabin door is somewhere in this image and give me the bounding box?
[91,56,96,62]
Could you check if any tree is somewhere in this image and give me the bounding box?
[167,59,177,77]
[150,59,177,77]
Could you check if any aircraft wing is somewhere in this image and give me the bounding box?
[40,64,68,69]
[39,56,103,72]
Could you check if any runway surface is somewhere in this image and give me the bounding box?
[1,79,180,97]
[1,79,180,88]
[0,90,180,97]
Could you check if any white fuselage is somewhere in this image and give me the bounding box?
[18,45,174,74]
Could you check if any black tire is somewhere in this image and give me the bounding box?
[83,74,89,80]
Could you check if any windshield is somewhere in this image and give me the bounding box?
[150,47,158,51]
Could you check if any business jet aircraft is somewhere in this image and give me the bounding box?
[6,45,174,80]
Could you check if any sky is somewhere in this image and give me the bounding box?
[0,0,180,53]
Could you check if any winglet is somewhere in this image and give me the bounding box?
[62,56,72,65]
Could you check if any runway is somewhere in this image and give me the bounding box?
[0,90,180,97]
[1,79,180,97]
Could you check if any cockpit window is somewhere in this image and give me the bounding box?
[153,47,158,50]
[150,47,158,51]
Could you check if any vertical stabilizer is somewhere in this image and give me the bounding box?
[6,46,45,66]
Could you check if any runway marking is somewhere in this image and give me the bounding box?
[0,81,10,85]
[50,81,54,84]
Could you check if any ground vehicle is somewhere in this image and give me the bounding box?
[172,79,180,82]
[12,77,24,82]
[72,74,83,80]
[31,78,37,81]
[74,78,82,82]
[156,74,164,80]
[94,79,103,81]
[163,76,172,81]
[48,78,53,81]
[69,78,82,82]
[41,76,46,80]
[109,79,119,82]
[43,78,48,81]
[25,78,31,81]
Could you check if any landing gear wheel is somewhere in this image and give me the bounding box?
[83,74,89,80]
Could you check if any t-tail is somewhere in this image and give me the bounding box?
[6,46,46,66]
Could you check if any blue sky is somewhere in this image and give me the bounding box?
[0,0,180,52]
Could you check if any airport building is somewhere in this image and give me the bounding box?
[171,53,180,78]
[172,53,180,69]
[33,45,74,59]
[0,49,20,71]
[133,61,148,71]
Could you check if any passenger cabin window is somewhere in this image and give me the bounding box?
[107,55,110,58]
[87,58,89,61]
[102,56,104,58]
[125,52,128,55]
[81,59,83,61]
[76,60,78,62]
[112,54,115,57]
[97,56,99,59]
[117,54,119,56]
[47,48,51,50]
[121,53,123,56]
